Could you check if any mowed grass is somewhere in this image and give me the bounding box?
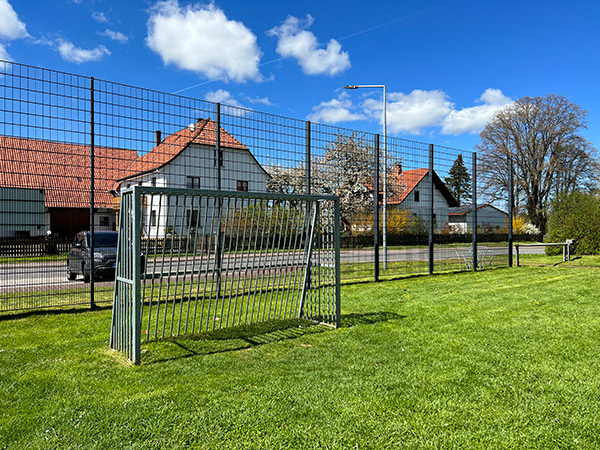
[2,259,600,448]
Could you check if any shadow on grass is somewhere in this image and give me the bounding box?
[553,256,582,266]
[143,311,405,365]
[0,303,112,322]
[143,318,326,364]
[341,311,405,328]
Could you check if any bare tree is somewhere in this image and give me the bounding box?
[477,94,598,233]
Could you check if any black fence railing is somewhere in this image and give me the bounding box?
[0,60,526,313]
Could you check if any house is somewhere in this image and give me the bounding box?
[0,136,138,238]
[387,165,459,230]
[448,204,508,233]
[0,119,270,239]
[115,118,271,237]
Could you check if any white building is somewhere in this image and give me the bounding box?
[116,118,271,237]
[387,166,459,230]
[448,204,509,233]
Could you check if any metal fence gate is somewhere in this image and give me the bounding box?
[110,186,340,364]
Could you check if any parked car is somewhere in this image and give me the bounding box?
[67,231,146,282]
[67,231,118,282]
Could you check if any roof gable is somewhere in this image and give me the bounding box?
[119,118,249,181]
[388,168,459,207]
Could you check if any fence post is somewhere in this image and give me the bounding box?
[428,144,434,275]
[215,103,222,297]
[374,134,380,282]
[305,121,311,194]
[334,197,341,328]
[305,121,312,291]
[132,187,142,365]
[508,155,514,267]
[472,152,477,271]
[89,76,96,309]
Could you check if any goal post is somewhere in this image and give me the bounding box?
[110,186,340,364]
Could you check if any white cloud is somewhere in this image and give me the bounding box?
[0,42,10,61]
[363,89,453,135]
[204,89,247,117]
[146,0,262,82]
[99,29,129,43]
[92,11,108,23]
[246,96,273,106]
[312,87,512,136]
[268,15,350,76]
[56,39,110,63]
[308,93,365,123]
[0,0,28,40]
[204,89,243,107]
[441,88,512,135]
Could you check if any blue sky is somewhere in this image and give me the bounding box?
[1,0,599,152]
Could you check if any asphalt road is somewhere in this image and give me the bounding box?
[0,245,545,293]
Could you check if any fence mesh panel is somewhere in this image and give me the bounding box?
[0,60,531,314]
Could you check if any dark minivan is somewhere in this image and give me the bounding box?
[67,231,118,282]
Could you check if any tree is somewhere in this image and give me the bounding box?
[267,132,400,231]
[547,191,600,255]
[444,154,471,205]
[477,94,598,234]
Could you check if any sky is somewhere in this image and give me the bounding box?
[1,0,599,152]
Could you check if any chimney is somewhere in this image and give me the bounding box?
[155,130,162,147]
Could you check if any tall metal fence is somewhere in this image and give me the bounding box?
[0,60,536,314]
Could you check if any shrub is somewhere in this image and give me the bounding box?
[546,192,600,255]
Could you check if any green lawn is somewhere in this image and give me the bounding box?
[2,259,600,448]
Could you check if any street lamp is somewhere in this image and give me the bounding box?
[344,84,388,270]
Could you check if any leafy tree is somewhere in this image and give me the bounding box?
[547,191,600,254]
[444,154,471,205]
[477,94,598,234]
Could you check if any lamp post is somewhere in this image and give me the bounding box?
[344,84,388,270]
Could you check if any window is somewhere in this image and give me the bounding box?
[150,210,157,227]
[414,190,420,202]
[186,209,199,228]
[186,176,201,189]
[138,181,142,186]
[237,180,248,192]
[151,177,156,187]
[99,216,109,227]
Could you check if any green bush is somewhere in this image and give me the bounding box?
[546,192,600,255]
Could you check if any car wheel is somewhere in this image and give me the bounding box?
[83,263,91,283]
[67,261,77,281]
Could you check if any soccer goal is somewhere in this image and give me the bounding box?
[110,186,340,364]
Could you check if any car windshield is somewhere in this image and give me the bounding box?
[90,232,118,248]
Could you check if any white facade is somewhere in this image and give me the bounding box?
[0,187,45,238]
[448,204,508,233]
[119,144,270,237]
[395,173,454,230]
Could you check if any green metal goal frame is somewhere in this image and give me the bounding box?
[110,186,340,364]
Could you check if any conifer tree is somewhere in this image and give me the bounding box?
[444,154,471,205]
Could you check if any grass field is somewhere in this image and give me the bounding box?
[1,258,600,448]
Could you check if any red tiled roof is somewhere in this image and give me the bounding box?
[0,136,139,208]
[387,167,459,207]
[118,118,248,181]
[387,168,429,205]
